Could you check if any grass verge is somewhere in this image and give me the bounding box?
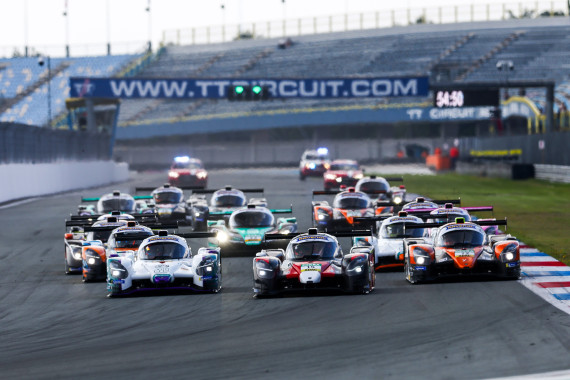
[377,172,570,264]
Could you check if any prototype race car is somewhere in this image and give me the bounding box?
[299,147,331,180]
[354,211,426,270]
[168,156,208,188]
[77,190,138,216]
[323,159,363,190]
[134,184,192,223]
[252,228,374,296]
[208,204,297,254]
[64,226,87,274]
[106,231,221,297]
[355,175,407,213]
[312,187,391,232]
[186,186,264,230]
[403,217,520,283]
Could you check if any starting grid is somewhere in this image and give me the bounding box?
[519,245,570,315]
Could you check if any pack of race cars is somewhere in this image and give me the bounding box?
[63,157,521,298]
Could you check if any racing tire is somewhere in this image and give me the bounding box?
[404,257,419,285]
[65,262,72,275]
[299,173,306,181]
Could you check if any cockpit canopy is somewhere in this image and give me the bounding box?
[139,242,187,260]
[286,239,338,260]
[437,229,485,248]
[229,209,274,229]
[153,190,183,204]
[97,194,135,213]
[212,193,246,208]
[333,194,370,209]
[380,223,425,239]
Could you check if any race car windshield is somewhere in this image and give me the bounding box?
[330,163,358,171]
[154,191,183,204]
[99,199,135,213]
[115,233,153,248]
[289,241,336,260]
[213,195,245,207]
[358,181,389,193]
[380,223,425,239]
[90,230,113,242]
[437,230,485,248]
[230,211,274,228]
[427,213,471,223]
[333,197,369,209]
[141,242,186,260]
[171,162,202,169]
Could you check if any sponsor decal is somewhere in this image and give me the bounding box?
[301,263,322,272]
[388,217,420,223]
[444,223,478,230]
[154,264,170,274]
[295,235,330,242]
[414,265,427,271]
[455,249,475,257]
[147,236,179,242]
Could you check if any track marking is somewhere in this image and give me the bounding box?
[519,245,570,315]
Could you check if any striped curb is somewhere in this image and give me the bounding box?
[519,245,570,314]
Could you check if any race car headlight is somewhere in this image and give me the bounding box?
[336,177,342,183]
[354,173,363,179]
[393,196,403,205]
[502,243,518,262]
[195,212,202,217]
[168,171,179,179]
[308,163,316,170]
[255,259,275,278]
[325,173,337,180]
[216,231,229,243]
[412,247,431,265]
[317,209,330,221]
[72,246,83,260]
[85,249,101,265]
[347,256,367,273]
[108,260,128,279]
[324,163,330,170]
[196,171,208,179]
[279,226,295,234]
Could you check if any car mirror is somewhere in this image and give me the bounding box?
[64,233,73,240]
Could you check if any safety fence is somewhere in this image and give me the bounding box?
[0,123,112,164]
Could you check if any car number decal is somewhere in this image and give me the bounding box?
[154,264,170,274]
[455,249,475,257]
[301,263,322,272]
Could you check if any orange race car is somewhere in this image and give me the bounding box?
[312,187,392,233]
[402,217,520,283]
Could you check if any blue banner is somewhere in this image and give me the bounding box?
[69,77,429,99]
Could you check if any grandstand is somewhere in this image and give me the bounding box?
[113,19,570,129]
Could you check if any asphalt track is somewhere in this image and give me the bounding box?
[0,168,569,380]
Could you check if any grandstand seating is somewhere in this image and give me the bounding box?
[3,21,570,128]
[0,54,141,127]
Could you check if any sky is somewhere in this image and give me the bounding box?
[0,0,565,57]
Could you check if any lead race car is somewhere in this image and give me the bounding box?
[402,217,520,283]
[252,228,375,296]
[106,231,221,297]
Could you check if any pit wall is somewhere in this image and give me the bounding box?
[0,161,129,204]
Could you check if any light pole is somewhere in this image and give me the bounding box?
[39,56,52,128]
[146,0,152,51]
[63,1,69,57]
[221,3,226,42]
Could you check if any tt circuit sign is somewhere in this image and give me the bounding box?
[69,77,429,99]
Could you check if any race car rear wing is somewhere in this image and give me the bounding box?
[209,205,293,216]
[264,229,373,241]
[79,222,180,231]
[192,188,264,194]
[404,218,507,230]
[176,232,218,239]
[134,186,207,192]
[404,206,494,219]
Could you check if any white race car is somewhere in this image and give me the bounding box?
[354,211,426,270]
[106,231,221,297]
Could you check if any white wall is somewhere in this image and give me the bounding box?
[0,161,129,204]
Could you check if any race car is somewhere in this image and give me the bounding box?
[77,190,138,216]
[354,175,407,213]
[186,186,264,229]
[64,226,87,275]
[208,204,297,254]
[252,228,374,296]
[354,211,426,270]
[399,196,461,213]
[134,184,192,224]
[402,217,520,283]
[106,230,222,297]
[299,147,331,180]
[168,156,208,188]
[312,187,391,232]
[323,159,363,190]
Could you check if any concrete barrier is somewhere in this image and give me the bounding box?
[534,164,570,183]
[0,161,129,204]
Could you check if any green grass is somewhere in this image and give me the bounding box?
[377,173,570,264]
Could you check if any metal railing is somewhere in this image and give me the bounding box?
[162,1,568,46]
